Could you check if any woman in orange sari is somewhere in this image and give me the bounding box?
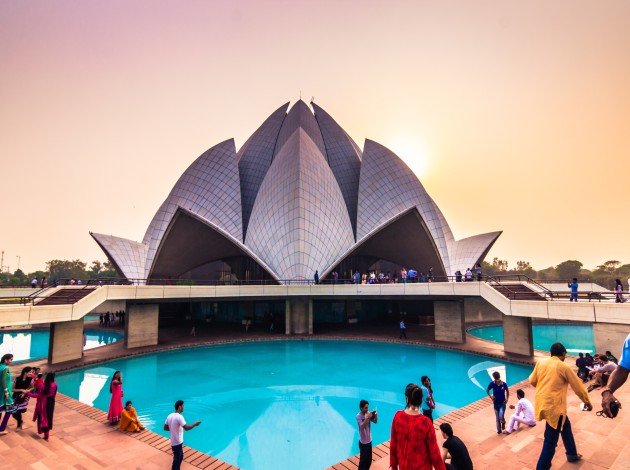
[120,401,145,432]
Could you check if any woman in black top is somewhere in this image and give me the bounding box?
[12,366,34,429]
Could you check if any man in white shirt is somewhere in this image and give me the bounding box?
[164,400,201,470]
[504,389,536,434]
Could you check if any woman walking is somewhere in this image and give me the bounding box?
[614,279,626,303]
[107,371,123,424]
[12,366,34,430]
[0,354,15,436]
[30,372,57,440]
[389,383,445,470]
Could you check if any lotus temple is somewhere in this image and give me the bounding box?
[90,100,500,284]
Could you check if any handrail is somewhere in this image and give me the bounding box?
[488,274,556,300]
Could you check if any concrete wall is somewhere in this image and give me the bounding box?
[502,315,533,357]
[593,323,630,355]
[285,297,313,334]
[434,300,465,343]
[48,319,84,364]
[463,297,503,324]
[125,303,159,348]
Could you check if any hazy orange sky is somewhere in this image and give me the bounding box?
[2,0,629,274]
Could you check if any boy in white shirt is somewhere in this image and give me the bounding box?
[504,389,536,434]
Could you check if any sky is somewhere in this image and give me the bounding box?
[1,0,629,274]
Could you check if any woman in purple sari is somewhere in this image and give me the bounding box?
[29,372,57,440]
[107,371,124,424]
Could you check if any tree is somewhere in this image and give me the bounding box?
[597,260,621,275]
[491,257,509,272]
[555,260,583,280]
[46,259,87,281]
[536,267,558,280]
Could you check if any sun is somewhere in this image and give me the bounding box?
[387,135,430,179]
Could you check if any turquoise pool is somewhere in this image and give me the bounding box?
[0,329,122,362]
[469,324,595,354]
[56,340,532,470]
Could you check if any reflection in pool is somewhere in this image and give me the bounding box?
[56,340,532,470]
[469,324,595,354]
[0,329,122,362]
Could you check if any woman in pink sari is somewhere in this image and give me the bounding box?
[29,372,57,440]
[107,371,123,424]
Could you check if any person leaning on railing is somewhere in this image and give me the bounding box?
[601,333,629,418]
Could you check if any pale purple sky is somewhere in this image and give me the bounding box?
[2,0,629,273]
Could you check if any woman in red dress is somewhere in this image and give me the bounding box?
[107,371,123,424]
[29,372,57,440]
[389,383,446,470]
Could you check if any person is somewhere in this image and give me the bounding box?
[504,389,536,434]
[0,354,14,436]
[614,279,626,303]
[529,342,592,468]
[389,383,446,470]
[464,268,472,281]
[606,350,618,364]
[486,371,509,434]
[332,271,339,284]
[439,422,473,470]
[41,277,48,288]
[29,372,57,440]
[356,399,378,469]
[587,355,616,392]
[427,267,434,282]
[475,263,482,281]
[99,313,104,326]
[120,400,145,432]
[584,353,595,368]
[455,270,462,282]
[107,371,123,424]
[401,267,407,284]
[601,332,629,418]
[11,366,33,430]
[314,270,319,284]
[164,400,201,470]
[568,278,578,302]
[31,277,38,288]
[354,270,361,284]
[420,376,436,422]
[575,353,589,382]
[399,318,407,340]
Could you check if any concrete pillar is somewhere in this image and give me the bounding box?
[463,297,503,324]
[593,323,629,355]
[125,303,159,348]
[48,319,84,364]
[285,297,313,335]
[503,315,533,356]
[434,300,465,343]
[285,299,291,335]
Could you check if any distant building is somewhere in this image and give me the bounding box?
[91,100,500,284]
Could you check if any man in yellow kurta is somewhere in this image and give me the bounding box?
[529,342,592,469]
[120,401,145,432]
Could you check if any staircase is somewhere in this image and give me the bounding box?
[490,283,547,301]
[35,287,98,305]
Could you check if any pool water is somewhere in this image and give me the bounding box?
[469,324,595,354]
[0,329,122,362]
[56,340,532,470]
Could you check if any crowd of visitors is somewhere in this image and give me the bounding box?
[341,264,483,285]
[0,354,57,440]
[99,310,125,327]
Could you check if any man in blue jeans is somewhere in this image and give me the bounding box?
[530,343,592,469]
[487,371,509,434]
[164,400,201,470]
